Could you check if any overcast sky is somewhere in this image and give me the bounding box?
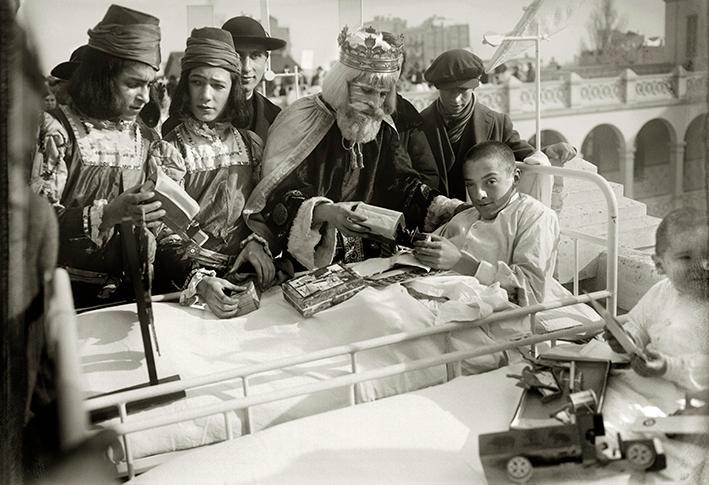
[18,0,665,75]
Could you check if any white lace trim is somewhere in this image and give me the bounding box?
[60,105,147,169]
[175,121,252,173]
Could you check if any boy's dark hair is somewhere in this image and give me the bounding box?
[655,207,708,256]
[168,70,249,128]
[463,141,516,173]
[67,47,142,120]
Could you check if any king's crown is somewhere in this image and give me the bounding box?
[337,26,404,74]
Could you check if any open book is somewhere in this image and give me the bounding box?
[148,170,200,234]
[351,203,405,242]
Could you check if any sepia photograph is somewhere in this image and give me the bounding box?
[2,0,707,483]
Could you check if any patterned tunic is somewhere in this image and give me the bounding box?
[151,117,263,290]
[31,104,159,296]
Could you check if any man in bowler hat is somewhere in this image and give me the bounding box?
[421,49,576,200]
[48,45,88,105]
[222,16,287,142]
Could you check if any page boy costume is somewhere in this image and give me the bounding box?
[31,4,162,306]
[150,28,266,300]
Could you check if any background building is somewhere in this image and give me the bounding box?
[366,15,470,72]
[664,0,707,70]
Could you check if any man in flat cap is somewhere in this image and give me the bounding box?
[31,4,165,307]
[421,49,576,201]
[243,26,450,271]
[222,16,287,142]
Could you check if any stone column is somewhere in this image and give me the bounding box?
[671,65,687,99]
[505,75,524,116]
[669,141,687,208]
[620,68,638,105]
[564,71,583,109]
[622,146,636,199]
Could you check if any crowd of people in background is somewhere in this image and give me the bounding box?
[40,54,542,119]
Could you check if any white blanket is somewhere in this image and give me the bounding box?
[79,282,530,461]
[130,359,708,485]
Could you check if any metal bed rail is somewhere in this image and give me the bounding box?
[112,297,606,478]
[117,320,606,437]
[85,289,610,413]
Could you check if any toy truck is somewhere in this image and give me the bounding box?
[479,390,666,483]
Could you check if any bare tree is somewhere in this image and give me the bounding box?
[581,0,628,62]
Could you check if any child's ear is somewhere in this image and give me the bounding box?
[512,168,521,185]
[652,254,665,275]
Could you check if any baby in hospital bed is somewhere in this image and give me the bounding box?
[412,140,560,307]
[605,207,709,395]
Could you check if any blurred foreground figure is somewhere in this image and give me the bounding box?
[3,8,118,484]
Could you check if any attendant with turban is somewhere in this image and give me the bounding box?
[31,4,164,307]
[151,28,274,318]
[243,26,454,271]
[421,49,577,201]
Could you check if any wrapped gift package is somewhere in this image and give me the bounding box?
[282,263,366,317]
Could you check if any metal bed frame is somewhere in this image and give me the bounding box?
[60,163,620,479]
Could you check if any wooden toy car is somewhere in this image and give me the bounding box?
[479,394,603,483]
[479,389,666,483]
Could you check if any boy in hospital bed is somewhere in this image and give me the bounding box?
[605,208,709,394]
[412,140,560,307]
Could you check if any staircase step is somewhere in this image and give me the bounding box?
[560,180,625,206]
[578,214,661,238]
[564,158,598,173]
[619,222,661,249]
[561,175,620,191]
[559,197,648,227]
[556,215,660,283]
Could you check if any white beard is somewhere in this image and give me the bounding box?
[336,106,383,144]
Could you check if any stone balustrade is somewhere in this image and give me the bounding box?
[401,66,707,118]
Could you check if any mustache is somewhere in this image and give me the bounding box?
[347,101,386,120]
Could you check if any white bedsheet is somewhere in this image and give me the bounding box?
[130,359,708,485]
[79,282,530,461]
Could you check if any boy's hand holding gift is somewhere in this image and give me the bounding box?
[413,234,462,270]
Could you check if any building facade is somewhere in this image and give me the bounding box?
[664,0,707,70]
[365,15,470,71]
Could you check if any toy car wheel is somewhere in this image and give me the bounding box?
[506,455,533,483]
[625,442,656,470]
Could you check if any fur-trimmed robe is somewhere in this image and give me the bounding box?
[244,94,446,270]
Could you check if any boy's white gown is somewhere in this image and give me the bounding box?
[435,192,559,306]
